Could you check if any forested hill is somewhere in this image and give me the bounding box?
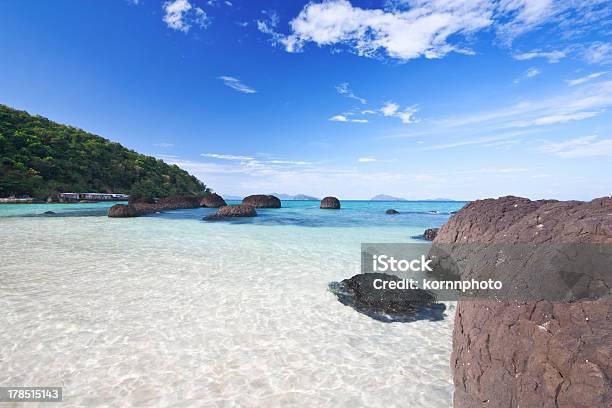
[0,104,208,198]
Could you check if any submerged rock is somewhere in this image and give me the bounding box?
[200,193,227,208]
[204,204,256,221]
[108,204,138,218]
[423,228,439,241]
[43,210,56,214]
[386,209,400,214]
[242,194,281,208]
[329,273,446,323]
[320,196,341,209]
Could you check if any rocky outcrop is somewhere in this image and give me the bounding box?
[320,196,340,209]
[386,209,400,214]
[329,273,446,322]
[200,193,227,208]
[128,196,156,205]
[108,204,139,218]
[431,195,612,408]
[203,204,256,221]
[242,194,281,208]
[423,227,438,240]
[108,195,203,218]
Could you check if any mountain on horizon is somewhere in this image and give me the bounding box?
[371,194,407,201]
[269,193,319,200]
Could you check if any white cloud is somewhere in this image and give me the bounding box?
[218,76,257,94]
[361,109,376,114]
[358,157,376,162]
[540,135,612,158]
[565,72,607,87]
[381,101,419,124]
[513,67,540,83]
[279,0,492,61]
[583,42,612,65]
[513,49,566,63]
[163,0,209,33]
[509,111,599,127]
[336,82,366,104]
[329,114,348,122]
[203,153,255,160]
[329,114,368,123]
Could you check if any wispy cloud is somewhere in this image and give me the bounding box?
[565,72,607,87]
[540,135,612,158]
[336,83,366,104]
[513,67,540,84]
[162,0,209,33]
[218,76,257,94]
[583,42,612,65]
[358,157,376,162]
[513,49,566,63]
[508,111,599,127]
[329,114,368,123]
[203,153,255,160]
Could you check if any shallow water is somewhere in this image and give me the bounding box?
[0,201,464,407]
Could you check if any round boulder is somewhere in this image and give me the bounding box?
[423,228,439,241]
[108,204,138,218]
[200,193,227,208]
[386,209,400,214]
[242,194,281,208]
[320,196,340,209]
[204,204,256,221]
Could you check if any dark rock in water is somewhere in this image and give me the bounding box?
[423,228,439,241]
[329,273,446,323]
[320,196,340,209]
[242,194,281,208]
[433,195,612,408]
[43,210,56,214]
[204,204,256,221]
[386,209,400,214]
[200,193,227,208]
[108,204,138,218]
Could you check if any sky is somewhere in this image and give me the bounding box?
[1,0,611,200]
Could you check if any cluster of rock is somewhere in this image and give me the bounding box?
[108,195,203,218]
[430,195,611,408]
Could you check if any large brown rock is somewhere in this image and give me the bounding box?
[203,204,256,220]
[432,196,612,408]
[320,196,340,209]
[108,204,138,218]
[200,193,227,208]
[242,194,281,208]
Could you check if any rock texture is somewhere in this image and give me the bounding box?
[423,227,439,240]
[108,195,203,218]
[108,204,139,218]
[386,209,400,214]
[203,204,256,221]
[329,273,445,323]
[200,193,227,208]
[242,194,281,208]
[320,196,341,209]
[431,195,612,408]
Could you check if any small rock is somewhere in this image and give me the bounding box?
[386,209,400,214]
[423,228,439,241]
[204,204,257,221]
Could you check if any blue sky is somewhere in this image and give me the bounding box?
[1,0,611,200]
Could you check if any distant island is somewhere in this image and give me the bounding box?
[371,194,407,201]
[270,193,319,200]
[371,194,457,201]
[0,105,208,199]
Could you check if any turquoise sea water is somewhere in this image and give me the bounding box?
[1,200,465,407]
